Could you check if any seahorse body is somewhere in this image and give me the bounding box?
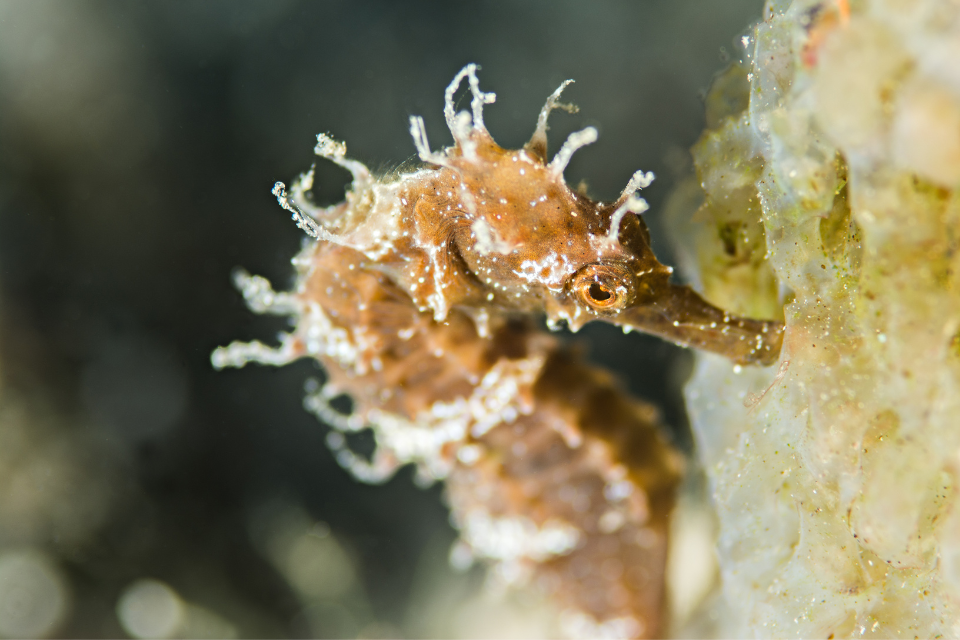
[213,65,783,638]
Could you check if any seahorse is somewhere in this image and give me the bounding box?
[212,64,783,638]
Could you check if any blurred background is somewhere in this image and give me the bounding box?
[0,1,762,637]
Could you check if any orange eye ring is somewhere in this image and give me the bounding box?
[570,263,633,313]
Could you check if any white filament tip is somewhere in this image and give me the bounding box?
[549,126,598,177]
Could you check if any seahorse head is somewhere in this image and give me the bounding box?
[276,64,783,365]
[409,64,673,332]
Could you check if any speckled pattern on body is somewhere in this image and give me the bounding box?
[212,65,782,638]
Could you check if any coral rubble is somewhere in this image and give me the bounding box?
[670,0,960,635]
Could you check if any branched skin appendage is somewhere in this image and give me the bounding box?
[213,65,781,638]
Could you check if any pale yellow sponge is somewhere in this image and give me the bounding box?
[670,0,960,636]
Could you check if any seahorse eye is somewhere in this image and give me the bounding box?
[571,263,633,313]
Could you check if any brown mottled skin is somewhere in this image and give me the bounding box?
[299,241,683,637]
[382,127,783,366]
[216,66,785,638]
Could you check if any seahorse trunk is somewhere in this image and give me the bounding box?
[296,243,683,638]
